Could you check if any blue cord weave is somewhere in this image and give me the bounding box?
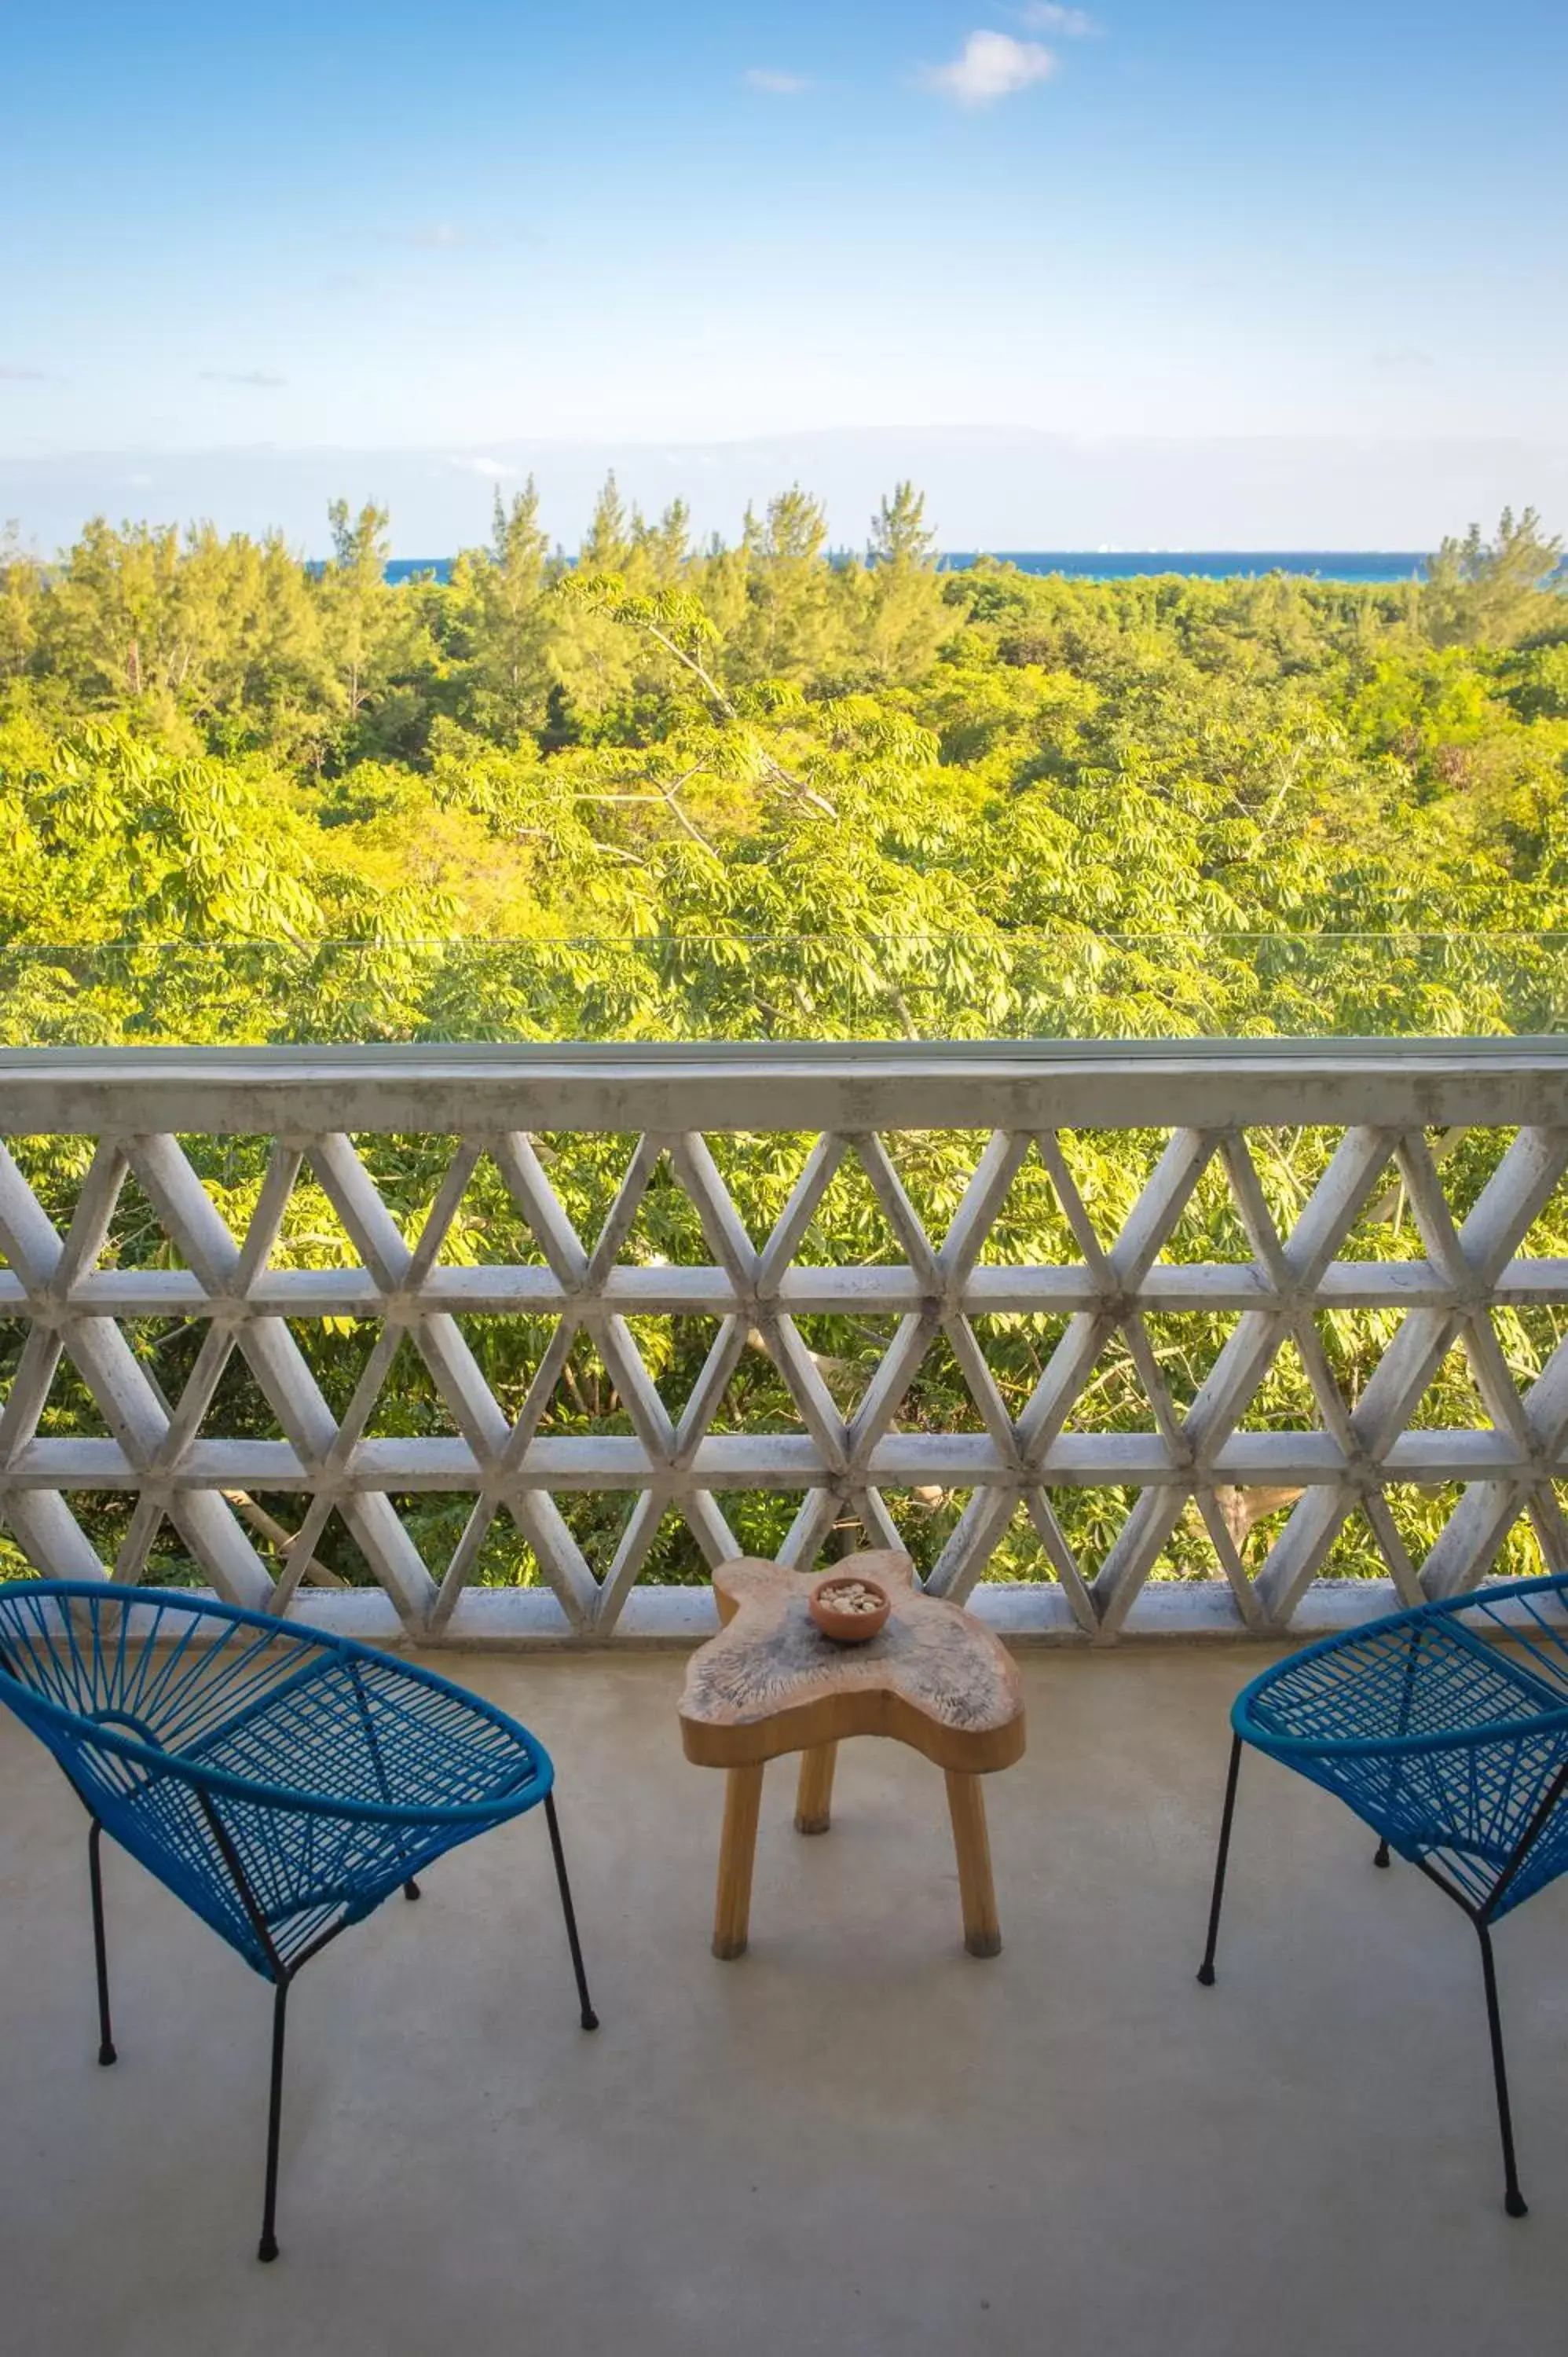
[0,1582,553,1974]
[1234,1573,1568,1919]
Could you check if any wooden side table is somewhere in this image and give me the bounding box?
[678,1551,1026,1960]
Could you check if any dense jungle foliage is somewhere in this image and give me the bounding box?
[0,486,1565,1598]
[1,485,1566,1046]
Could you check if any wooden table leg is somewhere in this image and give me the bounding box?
[794,1742,837,1835]
[944,1769,1002,1958]
[713,1762,764,1959]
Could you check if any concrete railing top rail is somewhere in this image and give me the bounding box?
[0,1037,1565,1650]
[2,1036,1568,1136]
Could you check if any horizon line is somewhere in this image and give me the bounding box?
[4,423,1565,464]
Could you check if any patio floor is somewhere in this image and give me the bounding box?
[2,1641,1565,2357]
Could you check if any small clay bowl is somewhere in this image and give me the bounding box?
[808,1571,892,1644]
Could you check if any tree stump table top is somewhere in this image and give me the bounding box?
[678,1551,1026,1776]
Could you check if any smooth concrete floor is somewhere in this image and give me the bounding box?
[3,1645,1567,2357]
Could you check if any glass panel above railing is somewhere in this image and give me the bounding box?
[1,933,1565,1048]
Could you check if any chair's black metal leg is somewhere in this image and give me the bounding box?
[1476,1925,1528,2218]
[1374,1838,1391,1869]
[258,1978,290,2263]
[87,1819,116,2066]
[1197,1732,1243,1987]
[403,1878,421,1901]
[543,1791,599,2031]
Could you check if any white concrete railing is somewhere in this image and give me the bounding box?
[1,1039,1566,1648]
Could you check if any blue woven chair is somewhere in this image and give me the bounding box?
[0,1581,598,2262]
[1197,1571,1568,2217]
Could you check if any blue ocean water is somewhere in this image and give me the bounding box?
[941,551,1428,584]
[384,551,1427,587]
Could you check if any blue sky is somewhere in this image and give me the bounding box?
[2,2,1565,541]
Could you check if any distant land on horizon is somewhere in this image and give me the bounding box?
[2,428,1564,560]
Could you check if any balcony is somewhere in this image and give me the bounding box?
[3,1641,1566,2352]
[2,1040,1567,2348]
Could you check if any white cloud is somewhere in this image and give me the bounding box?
[407,222,464,248]
[446,455,518,479]
[921,31,1058,106]
[0,364,49,381]
[1020,4,1098,33]
[744,68,811,96]
[198,368,286,387]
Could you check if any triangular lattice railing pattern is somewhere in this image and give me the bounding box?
[2,1048,1566,1640]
